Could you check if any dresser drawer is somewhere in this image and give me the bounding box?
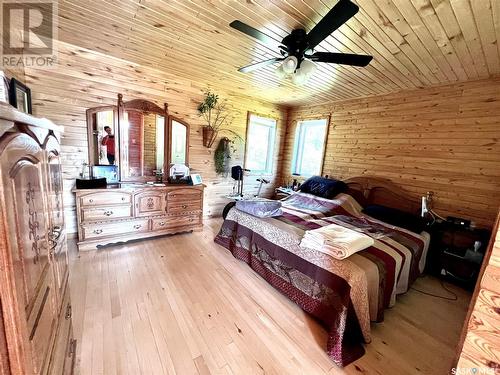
[81,205,133,222]
[167,189,202,203]
[152,215,200,230]
[80,192,131,207]
[82,219,149,240]
[167,201,202,214]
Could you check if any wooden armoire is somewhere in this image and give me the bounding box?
[0,103,75,374]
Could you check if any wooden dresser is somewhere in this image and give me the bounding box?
[0,104,75,374]
[74,184,205,250]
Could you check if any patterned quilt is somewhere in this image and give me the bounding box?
[214,192,429,367]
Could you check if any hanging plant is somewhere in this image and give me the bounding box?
[197,90,241,148]
[214,137,231,176]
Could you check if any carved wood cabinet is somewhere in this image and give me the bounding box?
[0,104,75,374]
[74,184,204,251]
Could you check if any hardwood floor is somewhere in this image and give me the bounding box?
[68,219,471,375]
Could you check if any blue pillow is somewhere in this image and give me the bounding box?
[299,176,347,199]
[362,205,425,233]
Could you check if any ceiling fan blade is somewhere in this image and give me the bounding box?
[230,20,283,49]
[238,58,284,73]
[308,52,373,67]
[307,0,359,49]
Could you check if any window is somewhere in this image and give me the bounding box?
[291,118,328,177]
[245,114,277,175]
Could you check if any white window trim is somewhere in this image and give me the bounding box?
[291,118,329,177]
[244,113,277,175]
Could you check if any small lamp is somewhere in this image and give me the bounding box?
[421,191,445,224]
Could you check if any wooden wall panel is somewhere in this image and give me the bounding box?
[282,77,500,228]
[4,67,25,85]
[454,211,500,373]
[24,41,287,233]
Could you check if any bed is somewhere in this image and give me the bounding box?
[214,176,430,367]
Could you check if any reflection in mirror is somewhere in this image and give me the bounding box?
[120,110,166,180]
[171,119,187,165]
[98,111,116,165]
[87,107,117,167]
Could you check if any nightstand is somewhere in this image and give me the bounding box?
[426,221,491,290]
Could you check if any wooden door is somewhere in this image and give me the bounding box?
[134,190,166,217]
[0,132,58,374]
[45,135,69,306]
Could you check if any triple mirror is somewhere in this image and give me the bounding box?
[86,94,189,182]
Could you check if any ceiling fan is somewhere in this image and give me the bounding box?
[230,0,373,85]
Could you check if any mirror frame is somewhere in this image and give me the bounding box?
[86,105,118,168]
[85,95,191,183]
[167,116,190,167]
[117,94,169,182]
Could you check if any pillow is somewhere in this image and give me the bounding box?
[362,204,425,233]
[235,199,283,218]
[299,176,347,199]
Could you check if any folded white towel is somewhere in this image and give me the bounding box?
[300,223,374,260]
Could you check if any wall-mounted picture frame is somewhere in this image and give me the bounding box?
[9,78,32,114]
[191,173,203,185]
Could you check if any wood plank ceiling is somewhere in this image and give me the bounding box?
[58,0,500,106]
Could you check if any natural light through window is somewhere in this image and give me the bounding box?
[245,114,277,175]
[291,118,328,177]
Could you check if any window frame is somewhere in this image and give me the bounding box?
[291,117,330,177]
[244,112,278,176]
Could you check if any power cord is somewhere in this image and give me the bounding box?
[410,277,458,301]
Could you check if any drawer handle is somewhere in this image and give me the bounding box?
[65,303,72,320]
[121,197,126,201]
[89,199,94,203]
[189,218,194,222]
[133,224,142,229]
[93,229,103,234]
[104,210,113,216]
[158,222,165,227]
[182,204,188,209]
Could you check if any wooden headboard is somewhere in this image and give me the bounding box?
[343,176,422,216]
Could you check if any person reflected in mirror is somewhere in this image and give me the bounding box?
[101,126,116,165]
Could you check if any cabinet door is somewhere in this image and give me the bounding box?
[134,190,166,217]
[45,135,69,304]
[0,132,58,374]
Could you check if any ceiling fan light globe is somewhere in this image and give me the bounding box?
[292,71,308,86]
[275,64,287,79]
[300,59,317,76]
[282,56,298,74]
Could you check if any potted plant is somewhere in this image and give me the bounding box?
[197,90,240,148]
